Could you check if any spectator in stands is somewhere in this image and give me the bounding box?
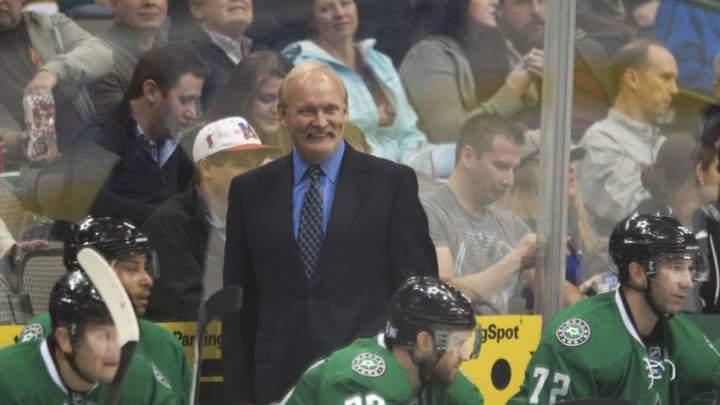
[399,0,543,143]
[636,136,701,225]
[281,0,430,165]
[636,135,708,313]
[67,44,207,226]
[204,51,294,153]
[142,116,273,321]
[497,0,544,57]
[17,216,192,402]
[92,0,169,113]
[577,39,677,238]
[689,124,720,314]
[421,115,536,314]
[0,1,112,166]
[653,0,720,97]
[694,109,720,220]
[497,0,616,141]
[498,130,601,301]
[221,61,437,403]
[184,0,253,109]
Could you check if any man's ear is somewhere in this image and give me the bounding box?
[628,261,648,288]
[54,326,73,355]
[277,103,288,129]
[624,68,640,92]
[459,145,478,168]
[109,0,121,14]
[415,330,434,357]
[142,79,161,104]
[196,159,213,180]
[696,162,705,186]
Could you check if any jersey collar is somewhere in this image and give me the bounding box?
[615,289,644,347]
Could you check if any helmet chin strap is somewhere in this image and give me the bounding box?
[62,324,101,387]
[64,349,101,386]
[408,337,445,400]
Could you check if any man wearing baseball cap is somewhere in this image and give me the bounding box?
[142,116,274,321]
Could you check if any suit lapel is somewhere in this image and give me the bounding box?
[271,155,303,276]
[311,145,368,289]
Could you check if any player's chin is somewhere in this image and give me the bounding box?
[435,368,458,385]
[99,366,120,383]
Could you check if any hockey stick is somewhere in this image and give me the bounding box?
[190,286,243,405]
[77,247,139,405]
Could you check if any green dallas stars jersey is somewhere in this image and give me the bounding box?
[280,334,483,405]
[508,290,720,405]
[0,338,178,404]
[19,313,191,403]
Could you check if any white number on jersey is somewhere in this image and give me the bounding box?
[528,367,570,404]
[345,394,386,405]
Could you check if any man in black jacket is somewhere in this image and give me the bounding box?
[222,61,438,404]
[67,43,208,226]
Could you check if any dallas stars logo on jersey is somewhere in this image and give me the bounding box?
[555,318,591,347]
[19,323,45,343]
[351,353,386,377]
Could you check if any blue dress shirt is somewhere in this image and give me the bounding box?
[292,141,346,238]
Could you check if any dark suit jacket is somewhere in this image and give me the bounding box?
[222,143,438,404]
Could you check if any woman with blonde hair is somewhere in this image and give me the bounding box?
[498,131,598,287]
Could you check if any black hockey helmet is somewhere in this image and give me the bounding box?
[385,276,480,359]
[49,269,112,342]
[64,217,158,279]
[609,213,705,283]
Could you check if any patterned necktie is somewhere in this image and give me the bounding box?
[298,166,323,280]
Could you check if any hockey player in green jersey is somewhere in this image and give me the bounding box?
[509,213,720,404]
[18,217,191,403]
[0,269,179,403]
[280,276,484,404]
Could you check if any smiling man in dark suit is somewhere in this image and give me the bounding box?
[221,61,438,404]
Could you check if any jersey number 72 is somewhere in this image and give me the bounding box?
[529,367,571,404]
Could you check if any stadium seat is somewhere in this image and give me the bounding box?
[0,276,14,324]
[0,178,25,240]
[18,248,65,315]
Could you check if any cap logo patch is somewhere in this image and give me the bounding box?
[351,352,386,377]
[556,318,591,347]
[206,133,214,149]
[238,121,259,141]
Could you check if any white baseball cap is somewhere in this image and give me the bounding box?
[193,116,274,162]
